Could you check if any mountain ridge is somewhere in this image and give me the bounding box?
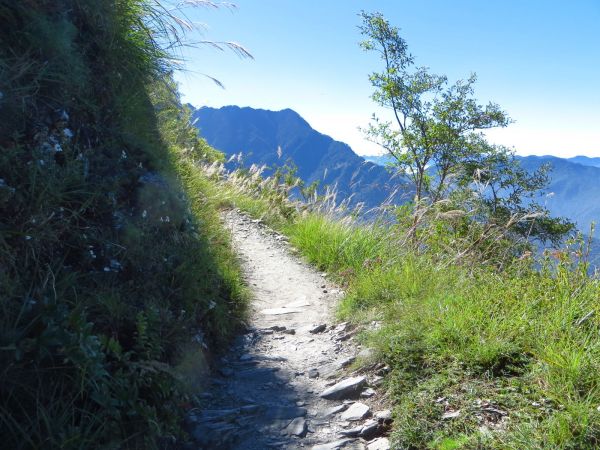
[192,105,600,232]
[192,105,410,210]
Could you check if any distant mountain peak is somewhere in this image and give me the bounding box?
[190,105,408,208]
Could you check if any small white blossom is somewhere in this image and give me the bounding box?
[103,267,111,272]
[142,210,147,219]
[54,143,63,152]
[25,235,32,240]
[63,128,73,139]
[121,150,127,159]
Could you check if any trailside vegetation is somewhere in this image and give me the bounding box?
[211,150,600,449]
[199,13,600,447]
[0,1,247,448]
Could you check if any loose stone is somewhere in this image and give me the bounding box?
[312,439,363,450]
[321,404,348,418]
[360,388,376,398]
[340,402,370,421]
[374,410,392,423]
[359,419,380,439]
[284,417,308,437]
[339,425,362,437]
[310,323,327,334]
[320,376,367,400]
[366,437,391,450]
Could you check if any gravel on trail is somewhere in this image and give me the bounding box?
[187,210,391,450]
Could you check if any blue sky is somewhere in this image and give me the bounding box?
[174,0,600,157]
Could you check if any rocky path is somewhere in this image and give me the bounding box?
[187,210,392,450]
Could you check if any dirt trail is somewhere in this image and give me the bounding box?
[187,210,391,450]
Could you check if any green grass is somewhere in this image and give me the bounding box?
[217,176,600,449]
[0,1,247,448]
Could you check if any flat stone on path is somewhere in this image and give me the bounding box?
[374,410,392,422]
[287,298,311,308]
[359,419,380,439]
[321,403,348,418]
[312,439,364,450]
[339,425,362,437]
[360,388,376,398]
[320,376,367,400]
[367,437,391,450]
[341,402,370,421]
[284,417,308,437]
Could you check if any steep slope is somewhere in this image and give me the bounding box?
[191,106,409,209]
[0,3,245,448]
[518,155,600,232]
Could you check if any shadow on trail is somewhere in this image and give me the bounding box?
[188,329,313,449]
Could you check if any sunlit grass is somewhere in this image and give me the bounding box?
[217,168,600,448]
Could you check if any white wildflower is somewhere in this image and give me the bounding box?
[121,150,127,159]
[103,267,110,272]
[54,143,63,152]
[25,235,32,240]
[63,128,73,139]
[142,210,147,219]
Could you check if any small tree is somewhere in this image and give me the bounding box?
[359,11,573,246]
[359,11,510,205]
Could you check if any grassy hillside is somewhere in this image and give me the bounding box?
[213,165,600,449]
[0,1,246,448]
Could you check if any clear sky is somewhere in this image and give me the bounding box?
[173,0,600,157]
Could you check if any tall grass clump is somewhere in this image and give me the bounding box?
[0,1,247,448]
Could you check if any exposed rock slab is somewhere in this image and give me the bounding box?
[366,437,391,450]
[341,402,370,421]
[320,376,367,400]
